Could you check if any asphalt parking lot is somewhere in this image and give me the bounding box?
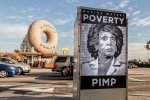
[0,68,150,100]
[0,68,73,100]
[128,68,150,100]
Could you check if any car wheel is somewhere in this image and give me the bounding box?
[0,70,8,78]
[17,67,23,75]
[61,67,69,77]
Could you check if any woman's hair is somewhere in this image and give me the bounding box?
[87,24,101,59]
[87,24,124,59]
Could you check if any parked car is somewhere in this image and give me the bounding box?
[0,63,16,78]
[52,55,74,76]
[128,63,138,69]
[0,57,31,75]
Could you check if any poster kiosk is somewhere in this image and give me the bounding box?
[73,6,127,100]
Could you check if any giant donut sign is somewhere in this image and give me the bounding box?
[28,20,58,54]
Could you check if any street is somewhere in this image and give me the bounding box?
[0,68,150,100]
[0,68,73,100]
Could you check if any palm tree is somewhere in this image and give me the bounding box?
[145,40,150,62]
[145,40,150,50]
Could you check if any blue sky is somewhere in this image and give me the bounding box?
[0,0,150,60]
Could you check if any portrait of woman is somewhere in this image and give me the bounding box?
[81,24,126,76]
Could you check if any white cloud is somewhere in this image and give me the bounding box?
[0,42,20,53]
[127,13,130,17]
[135,32,150,38]
[58,30,73,38]
[53,17,73,25]
[107,0,130,10]
[129,43,145,45]
[28,15,33,19]
[0,13,5,17]
[0,41,20,45]
[0,12,34,20]
[126,7,134,17]
[0,23,28,39]
[137,33,142,37]
[0,23,28,52]
[132,11,141,16]
[10,7,17,10]
[118,0,130,9]
[130,16,150,27]
[128,7,134,12]
[125,7,141,17]
[20,7,50,14]
[107,1,118,10]
[0,7,49,21]
[65,0,79,3]
[128,43,149,61]
[6,16,23,19]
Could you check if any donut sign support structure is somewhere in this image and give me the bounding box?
[28,20,58,54]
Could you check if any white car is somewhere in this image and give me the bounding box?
[0,57,31,75]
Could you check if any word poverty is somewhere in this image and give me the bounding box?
[83,14,124,25]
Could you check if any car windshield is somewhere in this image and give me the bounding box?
[55,57,67,62]
[0,58,17,63]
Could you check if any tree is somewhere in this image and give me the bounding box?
[145,40,150,63]
[145,40,150,50]
[14,49,20,53]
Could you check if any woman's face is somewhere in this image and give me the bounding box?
[99,31,116,57]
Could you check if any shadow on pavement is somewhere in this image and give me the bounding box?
[35,72,73,81]
[0,69,73,100]
[0,85,28,92]
[0,96,73,100]
[21,69,73,81]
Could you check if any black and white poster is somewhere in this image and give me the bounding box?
[80,8,127,89]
